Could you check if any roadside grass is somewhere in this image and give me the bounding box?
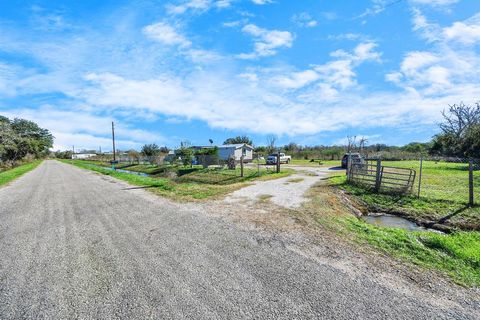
[329,160,480,230]
[301,184,480,287]
[61,160,293,201]
[0,160,42,187]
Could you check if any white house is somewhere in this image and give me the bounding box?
[71,153,97,160]
[218,144,254,162]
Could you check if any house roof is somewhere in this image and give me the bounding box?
[219,144,253,149]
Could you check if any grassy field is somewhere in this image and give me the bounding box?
[0,160,43,187]
[329,160,480,230]
[301,184,480,287]
[62,160,293,201]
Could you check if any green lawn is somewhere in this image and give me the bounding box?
[329,160,480,230]
[0,160,43,187]
[302,184,480,287]
[61,160,293,201]
[344,216,480,286]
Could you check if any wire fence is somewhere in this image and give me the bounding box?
[347,156,480,207]
[81,152,285,178]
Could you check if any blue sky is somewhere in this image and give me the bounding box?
[0,0,479,151]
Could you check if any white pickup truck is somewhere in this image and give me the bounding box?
[266,153,292,165]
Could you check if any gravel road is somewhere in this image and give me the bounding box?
[0,160,478,319]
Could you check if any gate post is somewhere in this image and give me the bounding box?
[469,159,474,207]
[374,159,382,192]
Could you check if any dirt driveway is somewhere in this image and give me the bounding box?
[225,165,341,209]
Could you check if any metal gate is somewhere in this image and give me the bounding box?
[348,159,416,194]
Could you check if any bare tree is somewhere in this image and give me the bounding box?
[346,135,357,153]
[266,135,276,154]
[440,102,480,137]
[359,137,368,154]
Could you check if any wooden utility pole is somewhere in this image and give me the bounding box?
[112,122,116,161]
[111,122,117,169]
[469,159,474,207]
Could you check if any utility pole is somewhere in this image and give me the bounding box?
[111,122,117,169]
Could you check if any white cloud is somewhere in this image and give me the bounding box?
[0,105,164,150]
[251,0,273,4]
[166,0,233,15]
[272,70,319,89]
[237,24,294,59]
[292,12,318,28]
[409,0,459,6]
[388,11,480,96]
[142,22,191,48]
[443,13,480,45]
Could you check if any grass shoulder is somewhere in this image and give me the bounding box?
[301,183,480,287]
[0,160,43,187]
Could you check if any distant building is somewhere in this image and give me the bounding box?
[71,153,97,160]
[218,144,253,162]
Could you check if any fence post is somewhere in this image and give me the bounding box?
[276,152,280,173]
[257,154,260,177]
[347,153,352,182]
[240,154,244,177]
[469,159,474,207]
[417,156,423,198]
[374,159,382,192]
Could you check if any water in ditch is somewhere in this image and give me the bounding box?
[362,214,440,232]
[91,164,150,177]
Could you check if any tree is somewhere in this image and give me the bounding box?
[159,146,170,153]
[460,124,480,158]
[141,144,160,157]
[0,116,53,164]
[432,102,480,157]
[401,142,430,155]
[266,135,276,154]
[223,135,253,146]
[127,149,141,164]
[177,147,194,167]
[439,102,480,138]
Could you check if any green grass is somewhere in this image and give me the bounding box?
[329,160,480,230]
[344,217,480,287]
[301,184,480,287]
[61,160,293,201]
[0,160,43,186]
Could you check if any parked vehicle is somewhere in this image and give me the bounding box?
[266,153,292,164]
[341,153,365,168]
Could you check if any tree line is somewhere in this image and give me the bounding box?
[0,116,53,167]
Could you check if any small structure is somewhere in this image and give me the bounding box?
[218,144,253,162]
[71,153,97,160]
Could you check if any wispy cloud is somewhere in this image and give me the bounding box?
[237,24,294,59]
[291,12,318,28]
[143,22,192,48]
